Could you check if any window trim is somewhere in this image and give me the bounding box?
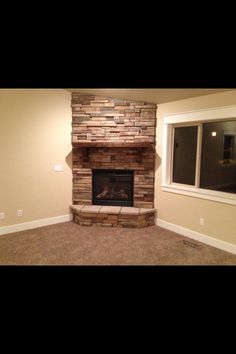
[162,105,236,206]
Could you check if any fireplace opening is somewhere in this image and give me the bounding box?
[92,169,134,206]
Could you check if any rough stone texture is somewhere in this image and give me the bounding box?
[72,147,155,208]
[72,94,156,144]
[71,205,156,228]
[71,94,157,213]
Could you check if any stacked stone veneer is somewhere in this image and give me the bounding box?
[71,205,156,228]
[72,93,157,209]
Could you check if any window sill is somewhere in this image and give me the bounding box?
[161,184,236,206]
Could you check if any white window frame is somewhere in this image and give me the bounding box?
[162,105,236,206]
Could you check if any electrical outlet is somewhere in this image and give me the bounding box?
[0,212,5,220]
[199,218,205,226]
[17,210,23,217]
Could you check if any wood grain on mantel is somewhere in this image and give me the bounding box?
[72,141,154,148]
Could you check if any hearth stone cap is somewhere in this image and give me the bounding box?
[81,205,102,213]
[71,205,156,216]
[139,208,156,214]
[71,204,85,212]
[99,206,122,214]
[120,207,140,215]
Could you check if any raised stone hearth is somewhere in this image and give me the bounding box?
[71,93,157,227]
[71,205,156,228]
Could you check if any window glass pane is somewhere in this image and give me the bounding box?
[172,126,198,185]
[200,120,236,194]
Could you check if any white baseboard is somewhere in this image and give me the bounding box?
[0,214,73,236]
[156,218,236,255]
[1,215,235,255]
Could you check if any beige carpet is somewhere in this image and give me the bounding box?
[0,221,236,265]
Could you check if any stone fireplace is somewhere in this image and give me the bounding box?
[71,93,157,227]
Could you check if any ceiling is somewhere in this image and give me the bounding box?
[67,89,231,104]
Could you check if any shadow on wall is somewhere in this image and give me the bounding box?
[66,151,72,170]
[155,151,161,173]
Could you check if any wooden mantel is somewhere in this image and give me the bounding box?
[72,141,154,162]
[72,141,154,148]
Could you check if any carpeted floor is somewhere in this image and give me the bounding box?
[0,221,236,265]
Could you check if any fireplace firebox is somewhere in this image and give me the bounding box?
[92,169,134,206]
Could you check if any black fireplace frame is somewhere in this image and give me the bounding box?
[92,169,134,207]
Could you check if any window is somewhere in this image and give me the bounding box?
[173,126,198,185]
[200,121,236,193]
[162,106,236,205]
[222,132,236,164]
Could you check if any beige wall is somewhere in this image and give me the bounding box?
[155,90,236,245]
[1,88,236,247]
[0,89,72,227]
